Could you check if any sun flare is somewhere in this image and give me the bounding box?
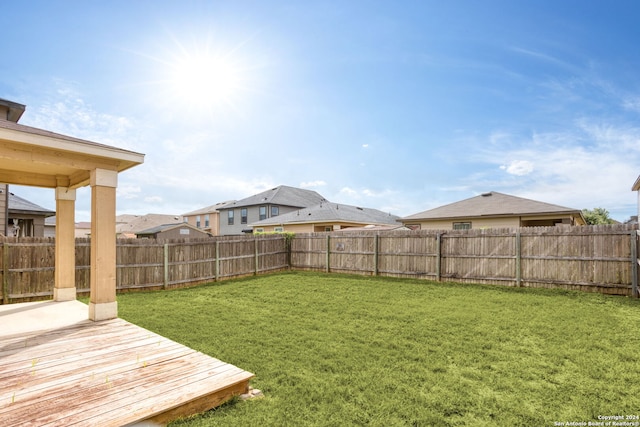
[170,53,242,108]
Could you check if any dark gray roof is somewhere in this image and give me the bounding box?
[222,185,326,210]
[402,191,582,221]
[250,202,399,226]
[0,98,26,122]
[9,193,55,216]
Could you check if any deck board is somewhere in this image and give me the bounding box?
[0,304,254,426]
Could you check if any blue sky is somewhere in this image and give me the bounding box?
[1,1,639,222]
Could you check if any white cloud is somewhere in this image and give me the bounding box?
[474,121,640,220]
[622,96,640,113]
[117,185,142,200]
[144,195,163,203]
[300,180,327,188]
[22,81,137,150]
[339,187,358,197]
[500,160,534,176]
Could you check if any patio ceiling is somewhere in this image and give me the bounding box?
[0,120,143,189]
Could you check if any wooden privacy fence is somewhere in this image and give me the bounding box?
[1,224,639,303]
[1,235,288,303]
[290,224,640,297]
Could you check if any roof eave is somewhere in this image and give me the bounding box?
[402,211,584,222]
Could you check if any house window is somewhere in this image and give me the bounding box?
[205,214,210,228]
[325,226,332,232]
[271,206,279,217]
[183,216,188,223]
[241,208,248,224]
[255,228,264,233]
[274,226,284,232]
[453,222,471,230]
[196,215,201,228]
[228,210,234,225]
[259,206,267,220]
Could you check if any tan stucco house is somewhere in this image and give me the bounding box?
[250,202,400,233]
[401,191,586,230]
[182,200,234,235]
[115,213,182,238]
[136,222,211,240]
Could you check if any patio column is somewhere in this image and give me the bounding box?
[88,168,118,321]
[53,186,76,301]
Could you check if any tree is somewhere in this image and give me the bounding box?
[581,208,616,225]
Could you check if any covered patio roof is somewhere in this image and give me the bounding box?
[0,98,144,320]
[0,119,142,189]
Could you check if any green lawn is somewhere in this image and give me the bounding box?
[117,271,640,427]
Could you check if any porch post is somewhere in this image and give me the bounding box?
[88,168,118,321]
[53,186,76,301]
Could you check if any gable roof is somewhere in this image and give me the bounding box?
[136,222,209,236]
[116,213,182,235]
[221,185,326,210]
[250,202,399,226]
[402,191,584,221]
[182,200,235,216]
[9,192,55,216]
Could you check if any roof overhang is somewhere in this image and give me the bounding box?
[633,175,640,191]
[402,211,586,224]
[0,120,144,189]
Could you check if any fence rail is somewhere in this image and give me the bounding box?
[291,224,639,296]
[0,234,288,303]
[1,224,639,303]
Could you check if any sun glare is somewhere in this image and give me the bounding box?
[170,53,242,109]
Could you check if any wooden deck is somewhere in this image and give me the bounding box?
[0,301,254,426]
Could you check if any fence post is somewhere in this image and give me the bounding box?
[326,234,331,273]
[254,237,259,276]
[436,233,442,281]
[373,234,379,276]
[632,231,638,298]
[215,240,220,282]
[3,242,8,304]
[162,243,169,289]
[515,230,522,287]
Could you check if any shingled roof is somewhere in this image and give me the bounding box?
[402,191,583,221]
[251,202,399,226]
[221,185,326,210]
[9,192,55,216]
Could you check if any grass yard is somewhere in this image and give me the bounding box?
[117,271,640,426]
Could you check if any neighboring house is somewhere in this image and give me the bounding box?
[136,223,211,240]
[0,188,56,237]
[75,221,92,238]
[44,216,56,238]
[633,175,640,220]
[182,200,234,235]
[400,191,586,230]
[218,185,326,235]
[116,214,182,238]
[334,224,411,232]
[250,202,400,233]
